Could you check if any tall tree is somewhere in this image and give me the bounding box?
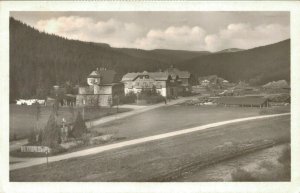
[41,112,60,148]
[70,111,87,138]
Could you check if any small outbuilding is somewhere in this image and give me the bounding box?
[217,96,269,108]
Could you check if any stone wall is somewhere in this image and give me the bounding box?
[21,146,52,153]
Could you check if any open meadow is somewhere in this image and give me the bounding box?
[10,115,290,181]
[9,104,131,140]
[92,104,290,141]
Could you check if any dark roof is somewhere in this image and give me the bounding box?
[88,69,121,84]
[218,96,268,105]
[88,70,101,78]
[164,67,190,79]
[121,71,170,81]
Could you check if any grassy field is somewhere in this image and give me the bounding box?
[92,105,288,141]
[9,105,131,140]
[177,143,290,181]
[10,115,290,181]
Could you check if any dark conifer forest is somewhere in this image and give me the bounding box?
[176,39,290,85]
[9,17,290,101]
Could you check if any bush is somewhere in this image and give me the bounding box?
[267,94,290,103]
[28,130,37,144]
[138,95,165,104]
[138,88,165,104]
[120,92,137,104]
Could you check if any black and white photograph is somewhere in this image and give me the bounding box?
[1,1,300,193]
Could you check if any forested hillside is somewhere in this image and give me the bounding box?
[117,48,210,64]
[176,39,290,85]
[10,17,290,101]
[10,18,212,100]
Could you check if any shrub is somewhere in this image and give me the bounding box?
[28,130,37,144]
[146,95,165,104]
[120,91,137,104]
[138,88,165,104]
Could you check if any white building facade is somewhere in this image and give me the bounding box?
[122,71,178,98]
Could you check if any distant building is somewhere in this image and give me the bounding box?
[217,96,269,108]
[164,66,191,94]
[121,71,179,98]
[201,79,210,86]
[76,68,124,107]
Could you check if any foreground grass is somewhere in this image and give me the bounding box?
[10,115,290,182]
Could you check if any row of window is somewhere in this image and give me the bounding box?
[127,82,163,88]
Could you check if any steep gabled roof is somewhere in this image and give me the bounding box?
[148,72,170,81]
[88,70,101,78]
[164,67,190,79]
[88,69,121,84]
[98,70,118,84]
[121,73,139,81]
[121,71,170,81]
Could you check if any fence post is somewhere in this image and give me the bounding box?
[45,150,49,167]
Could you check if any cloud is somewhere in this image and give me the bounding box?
[205,23,290,51]
[35,16,145,48]
[134,25,207,50]
[34,16,290,52]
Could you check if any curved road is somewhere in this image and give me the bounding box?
[10,112,290,171]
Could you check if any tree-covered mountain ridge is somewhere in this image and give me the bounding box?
[10,17,290,100]
[176,39,290,85]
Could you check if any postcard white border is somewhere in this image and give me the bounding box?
[0,1,300,193]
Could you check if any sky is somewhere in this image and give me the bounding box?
[10,11,290,52]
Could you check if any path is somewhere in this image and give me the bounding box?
[10,113,290,171]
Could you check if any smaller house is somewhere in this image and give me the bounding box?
[217,96,269,108]
[76,68,124,107]
[164,66,192,94]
